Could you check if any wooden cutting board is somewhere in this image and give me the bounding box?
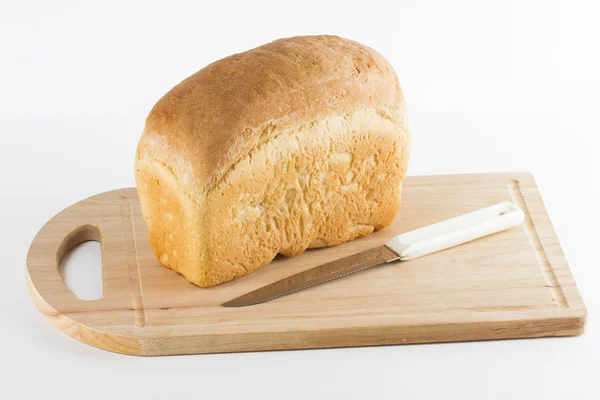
[26,172,586,356]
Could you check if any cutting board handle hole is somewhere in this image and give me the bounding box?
[58,225,103,301]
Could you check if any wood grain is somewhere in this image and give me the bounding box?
[26,172,587,356]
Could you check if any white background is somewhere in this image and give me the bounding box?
[1,0,599,398]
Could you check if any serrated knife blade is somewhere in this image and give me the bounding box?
[221,245,399,308]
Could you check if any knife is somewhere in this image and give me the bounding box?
[222,202,525,307]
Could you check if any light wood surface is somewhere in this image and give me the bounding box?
[26,172,587,356]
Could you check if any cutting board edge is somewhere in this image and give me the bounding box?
[136,311,586,356]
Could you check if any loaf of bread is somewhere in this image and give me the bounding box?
[135,35,411,287]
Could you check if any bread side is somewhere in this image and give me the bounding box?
[201,107,409,286]
[135,35,411,287]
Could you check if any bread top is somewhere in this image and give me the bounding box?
[140,35,404,192]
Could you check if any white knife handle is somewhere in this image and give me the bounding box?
[384,202,524,261]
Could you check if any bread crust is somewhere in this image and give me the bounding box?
[135,35,411,287]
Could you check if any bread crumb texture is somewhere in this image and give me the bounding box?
[135,35,411,287]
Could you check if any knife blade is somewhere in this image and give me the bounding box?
[221,245,399,307]
[222,202,525,307]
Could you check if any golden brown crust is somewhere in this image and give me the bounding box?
[142,35,403,190]
[135,35,411,287]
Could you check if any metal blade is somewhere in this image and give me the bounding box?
[221,245,399,307]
